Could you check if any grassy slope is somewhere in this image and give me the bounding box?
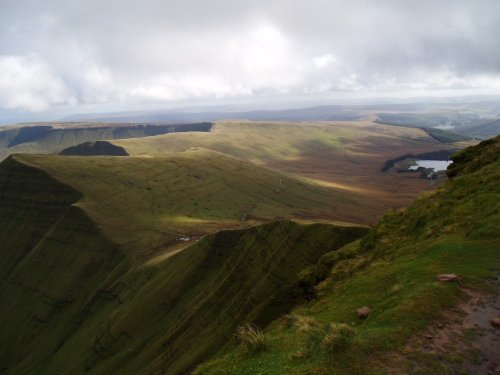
[35,221,367,375]
[196,137,500,374]
[15,150,378,255]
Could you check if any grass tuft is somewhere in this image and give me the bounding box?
[322,323,356,353]
[236,324,266,353]
[287,314,321,333]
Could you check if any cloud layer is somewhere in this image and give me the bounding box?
[1,0,500,113]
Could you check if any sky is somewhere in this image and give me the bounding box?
[1,0,500,121]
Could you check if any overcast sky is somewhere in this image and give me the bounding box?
[1,0,500,120]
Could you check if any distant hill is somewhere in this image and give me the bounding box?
[0,122,212,160]
[61,99,500,124]
[60,141,129,156]
[63,105,362,122]
[464,118,500,138]
[375,112,500,141]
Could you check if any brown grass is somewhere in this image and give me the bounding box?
[236,324,266,353]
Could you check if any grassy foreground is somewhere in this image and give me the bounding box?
[195,137,500,374]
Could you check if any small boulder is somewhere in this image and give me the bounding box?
[437,274,458,282]
[490,316,500,328]
[356,306,371,319]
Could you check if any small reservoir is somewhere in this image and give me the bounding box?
[408,160,452,172]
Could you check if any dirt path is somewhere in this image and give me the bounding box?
[383,276,500,374]
[461,290,500,373]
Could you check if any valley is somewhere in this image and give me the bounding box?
[0,118,497,375]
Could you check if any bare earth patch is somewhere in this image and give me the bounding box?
[381,276,500,374]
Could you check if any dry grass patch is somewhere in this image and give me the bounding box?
[236,324,266,353]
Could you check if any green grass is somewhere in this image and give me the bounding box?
[195,137,500,374]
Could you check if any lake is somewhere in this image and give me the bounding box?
[409,160,452,171]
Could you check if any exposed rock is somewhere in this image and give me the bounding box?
[490,317,500,328]
[437,274,458,282]
[356,306,371,318]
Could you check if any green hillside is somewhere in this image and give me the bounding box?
[0,157,125,373]
[196,136,500,374]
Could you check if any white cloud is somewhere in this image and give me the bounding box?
[0,0,500,115]
[0,54,73,111]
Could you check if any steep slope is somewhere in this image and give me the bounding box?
[0,156,125,373]
[0,156,368,374]
[29,221,367,375]
[196,136,500,374]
